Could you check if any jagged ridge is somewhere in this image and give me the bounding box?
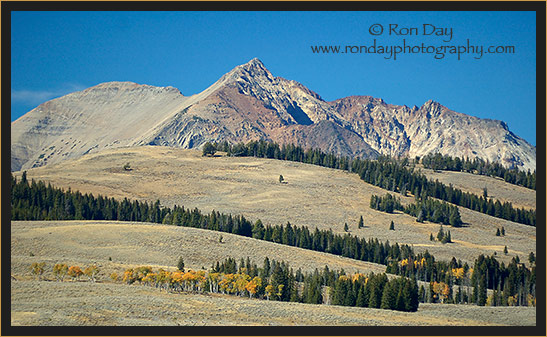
[11,58,536,172]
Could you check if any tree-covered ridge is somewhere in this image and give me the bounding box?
[11,172,169,222]
[208,140,536,226]
[11,173,415,267]
[421,152,536,190]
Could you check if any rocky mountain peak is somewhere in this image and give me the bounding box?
[225,57,274,83]
[422,99,442,109]
[420,99,446,117]
[243,57,266,70]
[11,58,536,172]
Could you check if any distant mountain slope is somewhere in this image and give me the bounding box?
[11,82,190,171]
[11,58,536,171]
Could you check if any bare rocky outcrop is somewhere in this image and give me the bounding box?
[11,58,536,172]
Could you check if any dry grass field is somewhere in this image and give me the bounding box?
[15,146,536,265]
[419,167,536,210]
[10,220,536,327]
[11,220,387,277]
[10,280,536,326]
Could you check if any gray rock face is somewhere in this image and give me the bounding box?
[11,82,190,171]
[11,58,536,172]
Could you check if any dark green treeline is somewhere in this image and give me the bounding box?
[369,193,463,227]
[212,256,419,312]
[421,152,536,190]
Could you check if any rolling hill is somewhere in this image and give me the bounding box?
[13,146,536,265]
[11,220,535,326]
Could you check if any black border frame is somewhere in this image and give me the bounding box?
[2,1,545,336]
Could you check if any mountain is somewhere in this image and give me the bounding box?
[11,58,536,172]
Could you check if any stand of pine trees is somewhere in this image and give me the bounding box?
[11,172,168,222]
[211,140,535,226]
[404,197,463,227]
[386,251,536,306]
[469,255,536,306]
[209,257,420,311]
[369,193,404,213]
[369,193,463,227]
[421,152,536,190]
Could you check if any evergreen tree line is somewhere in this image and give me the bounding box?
[386,251,536,306]
[330,271,419,311]
[369,193,404,213]
[421,152,536,190]
[11,172,168,222]
[210,140,535,226]
[166,205,416,266]
[369,193,463,227]
[211,257,419,311]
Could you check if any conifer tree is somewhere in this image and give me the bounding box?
[437,226,445,241]
[380,280,396,310]
[252,219,265,239]
[528,252,535,266]
[416,209,425,223]
[478,275,488,306]
[202,142,216,157]
[177,257,185,272]
[355,284,367,307]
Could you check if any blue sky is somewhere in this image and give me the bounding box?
[11,11,537,145]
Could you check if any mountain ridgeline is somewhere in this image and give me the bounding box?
[12,58,536,172]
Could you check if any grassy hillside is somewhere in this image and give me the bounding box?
[14,146,535,265]
[419,166,536,210]
[10,220,536,327]
[11,220,386,277]
[11,280,535,326]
